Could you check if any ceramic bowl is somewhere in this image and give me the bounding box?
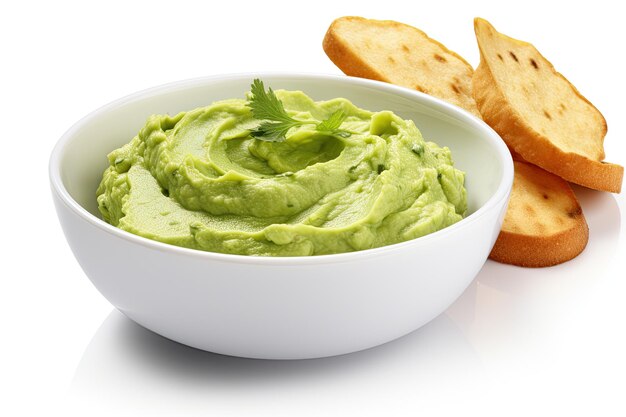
[50,73,513,359]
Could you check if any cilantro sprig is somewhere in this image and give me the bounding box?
[247,79,351,142]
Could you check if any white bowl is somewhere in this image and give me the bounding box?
[50,73,513,359]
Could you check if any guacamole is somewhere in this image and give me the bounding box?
[97,88,466,256]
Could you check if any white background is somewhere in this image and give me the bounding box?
[2,0,625,416]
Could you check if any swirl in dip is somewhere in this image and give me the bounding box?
[97,89,466,256]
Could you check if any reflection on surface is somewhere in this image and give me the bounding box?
[69,189,620,414]
[447,186,621,354]
[71,310,481,414]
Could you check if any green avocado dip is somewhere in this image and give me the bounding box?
[97,83,467,256]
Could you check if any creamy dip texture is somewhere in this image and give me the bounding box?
[97,88,467,256]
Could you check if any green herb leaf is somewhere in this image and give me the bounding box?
[250,121,294,142]
[247,79,351,142]
[248,79,294,125]
[317,109,351,138]
[316,109,346,132]
[411,144,424,156]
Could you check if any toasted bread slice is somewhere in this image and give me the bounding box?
[472,18,623,193]
[323,16,481,116]
[490,161,589,267]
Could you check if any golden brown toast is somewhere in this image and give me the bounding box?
[323,16,481,116]
[472,18,623,193]
[490,161,589,267]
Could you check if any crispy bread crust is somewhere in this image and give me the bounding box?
[323,16,481,116]
[489,161,589,267]
[472,18,623,193]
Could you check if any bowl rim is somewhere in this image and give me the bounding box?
[49,72,513,266]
